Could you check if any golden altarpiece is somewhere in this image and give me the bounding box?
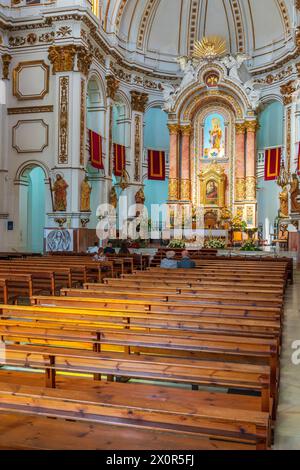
[165,43,258,229]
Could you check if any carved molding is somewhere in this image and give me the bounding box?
[245,176,257,201]
[12,119,49,153]
[168,178,179,201]
[134,114,141,182]
[12,60,50,101]
[7,105,53,115]
[58,76,69,165]
[1,54,12,80]
[180,179,191,201]
[280,80,296,106]
[235,177,246,201]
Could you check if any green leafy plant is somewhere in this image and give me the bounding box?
[240,240,262,252]
[168,239,186,249]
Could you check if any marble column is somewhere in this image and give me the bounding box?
[168,124,180,201]
[245,120,257,202]
[235,122,246,202]
[180,125,192,202]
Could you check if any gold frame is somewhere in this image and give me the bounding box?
[199,162,227,208]
[13,60,50,101]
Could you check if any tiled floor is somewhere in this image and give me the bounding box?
[274,269,300,450]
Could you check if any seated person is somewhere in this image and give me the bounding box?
[160,251,178,269]
[93,247,107,262]
[118,241,131,255]
[177,250,196,269]
[104,242,116,255]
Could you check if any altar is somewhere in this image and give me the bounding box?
[166,43,258,230]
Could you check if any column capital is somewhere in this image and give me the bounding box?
[245,120,258,133]
[280,80,296,106]
[105,74,120,100]
[1,54,12,80]
[167,123,180,135]
[130,90,149,113]
[180,124,193,136]
[235,122,246,135]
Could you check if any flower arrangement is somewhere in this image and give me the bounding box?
[168,239,186,249]
[231,215,247,232]
[240,240,262,252]
[205,238,226,249]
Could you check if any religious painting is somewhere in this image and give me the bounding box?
[206,179,218,204]
[45,229,73,252]
[203,113,226,160]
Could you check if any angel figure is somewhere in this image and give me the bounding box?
[176,56,196,90]
[222,54,249,83]
[162,83,177,112]
[243,78,262,110]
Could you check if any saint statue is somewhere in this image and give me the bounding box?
[53,174,68,212]
[80,177,92,212]
[279,188,289,218]
[135,187,145,205]
[109,186,118,209]
[290,174,300,213]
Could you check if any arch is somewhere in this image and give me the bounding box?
[145,100,166,113]
[115,89,132,119]
[87,71,107,108]
[15,160,50,184]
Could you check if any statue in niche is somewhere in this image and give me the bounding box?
[209,118,223,153]
[109,186,118,209]
[290,174,300,213]
[279,188,289,218]
[53,174,68,212]
[135,187,145,205]
[80,177,92,212]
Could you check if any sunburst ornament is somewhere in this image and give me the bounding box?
[193,36,227,60]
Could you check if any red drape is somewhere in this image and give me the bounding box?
[148,149,166,181]
[297,142,300,175]
[89,130,103,170]
[113,143,126,176]
[264,147,282,181]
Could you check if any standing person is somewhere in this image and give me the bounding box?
[177,250,196,269]
[160,251,178,269]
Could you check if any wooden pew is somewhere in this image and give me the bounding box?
[0,411,258,450]
[60,287,284,309]
[0,305,281,340]
[31,295,283,322]
[0,381,270,449]
[2,343,272,415]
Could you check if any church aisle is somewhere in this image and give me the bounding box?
[275,269,300,450]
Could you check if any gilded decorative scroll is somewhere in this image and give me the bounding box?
[134,115,141,181]
[80,79,85,166]
[58,76,69,164]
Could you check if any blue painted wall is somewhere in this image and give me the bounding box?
[143,107,169,214]
[257,101,284,241]
[27,167,45,253]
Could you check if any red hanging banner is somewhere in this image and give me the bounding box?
[113,143,126,176]
[148,149,166,181]
[89,130,104,170]
[264,147,282,181]
[297,142,300,175]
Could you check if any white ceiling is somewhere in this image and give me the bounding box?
[100,0,297,73]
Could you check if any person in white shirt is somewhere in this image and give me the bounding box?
[160,251,178,269]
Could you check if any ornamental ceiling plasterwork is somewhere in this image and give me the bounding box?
[102,0,294,73]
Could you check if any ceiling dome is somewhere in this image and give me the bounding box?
[101,0,296,73]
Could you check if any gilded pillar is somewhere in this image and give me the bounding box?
[180,125,192,201]
[235,123,246,202]
[168,124,180,201]
[245,120,257,201]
